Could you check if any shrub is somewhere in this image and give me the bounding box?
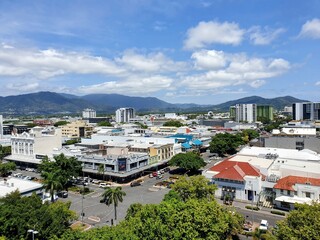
[245,205,260,211]
[270,210,285,216]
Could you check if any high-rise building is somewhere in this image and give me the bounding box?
[115,108,135,123]
[235,104,257,123]
[82,108,96,118]
[257,105,274,121]
[292,102,320,121]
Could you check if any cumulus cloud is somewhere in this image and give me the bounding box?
[249,26,285,45]
[184,21,245,49]
[182,50,290,91]
[0,46,124,79]
[115,50,187,73]
[78,75,173,95]
[191,50,227,70]
[316,81,320,86]
[299,18,320,39]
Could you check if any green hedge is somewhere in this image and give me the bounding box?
[271,210,286,216]
[245,205,260,211]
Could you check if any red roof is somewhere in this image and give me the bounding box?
[210,160,261,181]
[274,176,320,191]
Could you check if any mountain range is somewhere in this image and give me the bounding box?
[0,91,306,115]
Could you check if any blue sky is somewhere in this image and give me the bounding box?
[0,0,320,104]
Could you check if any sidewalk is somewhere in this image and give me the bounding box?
[216,197,287,218]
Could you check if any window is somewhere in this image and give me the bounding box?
[305,192,311,198]
[280,189,284,194]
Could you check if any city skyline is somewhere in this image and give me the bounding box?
[0,0,320,104]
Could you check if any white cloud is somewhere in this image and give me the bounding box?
[316,81,320,86]
[115,50,187,73]
[6,82,40,91]
[191,50,227,70]
[0,46,124,79]
[249,80,266,88]
[181,50,290,91]
[249,26,285,45]
[184,21,245,49]
[78,75,173,95]
[299,18,320,39]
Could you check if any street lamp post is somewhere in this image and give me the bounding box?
[251,183,255,226]
[81,164,85,225]
[27,229,38,240]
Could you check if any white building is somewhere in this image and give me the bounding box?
[235,104,257,123]
[273,175,320,210]
[7,127,62,165]
[0,177,43,198]
[293,102,320,121]
[115,108,135,123]
[82,108,96,118]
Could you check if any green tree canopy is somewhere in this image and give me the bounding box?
[274,202,320,240]
[169,152,206,172]
[97,121,112,127]
[0,191,76,240]
[0,161,16,177]
[209,132,244,157]
[54,120,69,127]
[39,154,82,190]
[168,175,217,202]
[241,129,260,141]
[0,145,11,160]
[163,120,184,127]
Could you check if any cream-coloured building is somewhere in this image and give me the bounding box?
[60,120,93,138]
[7,127,62,164]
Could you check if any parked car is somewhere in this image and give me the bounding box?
[99,182,111,188]
[57,191,68,198]
[92,179,101,184]
[130,181,141,187]
[149,173,154,178]
[259,220,268,231]
[156,174,163,179]
[164,167,170,172]
[152,172,158,177]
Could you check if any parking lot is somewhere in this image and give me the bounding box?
[59,172,172,227]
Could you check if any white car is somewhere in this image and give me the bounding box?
[99,182,111,188]
[259,220,268,231]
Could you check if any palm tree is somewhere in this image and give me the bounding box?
[98,164,105,181]
[101,187,126,221]
[42,171,63,202]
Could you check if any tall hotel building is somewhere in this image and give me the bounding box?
[292,102,320,121]
[82,108,96,118]
[115,108,135,123]
[235,104,257,123]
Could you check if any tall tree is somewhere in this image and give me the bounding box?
[39,154,82,190]
[98,164,105,181]
[42,171,63,202]
[0,191,76,240]
[167,175,217,202]
[101,187,126,221]
[209,132,244,156]
[169,152,206,172]
[0,161,16,177]
[274,202,320,240]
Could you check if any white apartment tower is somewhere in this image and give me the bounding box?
[82,108,96,118]
[115,108,135,123]
[235,104,257,123]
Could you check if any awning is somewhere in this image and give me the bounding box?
[275,195,312,204]
[181,142,191,149]
[192,139,203,146]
